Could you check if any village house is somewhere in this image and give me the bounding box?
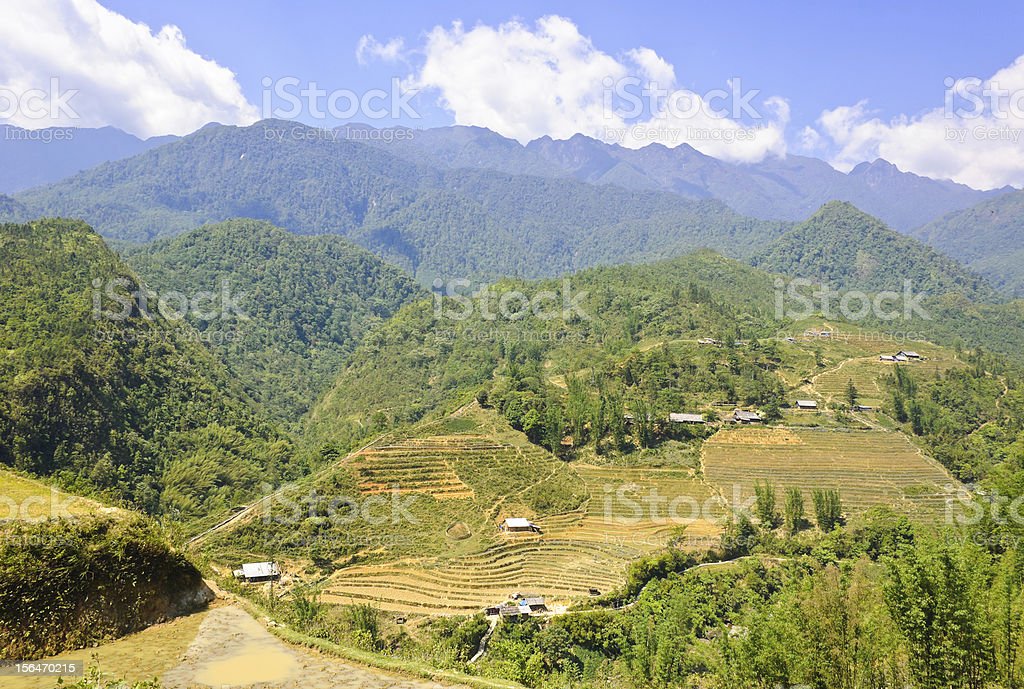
[896,350,921,359]
[521,597,547,612]
[795,400,818,410]
[669,412,706,424]
[500,517,540,534]
[879,355,897,362]
[733,409,762,424]
[233,561,280,583]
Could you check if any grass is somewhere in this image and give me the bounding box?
[0,469,107,520]
[702,427,958,522]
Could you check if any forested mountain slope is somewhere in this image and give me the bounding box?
[123,219,422,422]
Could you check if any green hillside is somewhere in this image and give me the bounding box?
[303,250,787,453]
[753,201,995,299]
[913,189,1024,296]
[11,120,789,281]
[123,219,422,423]
[0,219,300,525]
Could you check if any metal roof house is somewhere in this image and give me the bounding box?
[233,561,280,583]
[896,350,921,359]
[733,409,762,424]
[501,517,540,533]
[795,400,818,410]
[521,597,547,611]
[669,412,706,424]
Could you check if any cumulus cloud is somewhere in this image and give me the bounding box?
[809,56,1024,189]
[356,35,406,65]
[406,16,788,163]
[0,0,258,137]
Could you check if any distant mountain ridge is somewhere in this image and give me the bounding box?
[346,124,1007,231]
[0,124,177,193]
[9,119,790,282]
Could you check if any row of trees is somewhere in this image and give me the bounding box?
[754,481,843,534]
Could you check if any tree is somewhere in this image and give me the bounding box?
[893,392,908,422]
[846,379,859,408]
[812,489,843,531]
[754,480,780,528]
[761,400,783,423]
[784,487,805,535]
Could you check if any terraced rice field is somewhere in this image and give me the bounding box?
[321,460,723,614]
[702,427,957,521]
[321,538,630,614]
[542,465,723,550]
[811,352,962,408]
[350,438,482,499]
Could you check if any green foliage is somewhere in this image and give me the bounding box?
[845,378,859,408]
[812,489,843,531]
[0,516,207,659]
[783,487,805,535]
[123,219,421,422]
[753,481,780,529]
[0,220,299,525]
[305,251,788,454]
[754,200,995,299]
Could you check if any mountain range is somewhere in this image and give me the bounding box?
[5,119,1024,295]
[352,123,1006,231]
[0,124,176,194]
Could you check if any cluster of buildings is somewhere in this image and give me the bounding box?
[486,594,548,618]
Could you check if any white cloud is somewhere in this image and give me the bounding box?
[812,56,1024,189]
[0,0,258,137]
[356,35,406,66]
[410,16,788,163]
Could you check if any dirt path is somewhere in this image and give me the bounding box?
[161,605,467,689]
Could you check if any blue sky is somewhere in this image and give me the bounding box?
[4,1,1024,188]
[100,0,1024,133]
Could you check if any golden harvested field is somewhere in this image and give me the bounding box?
[702,427,957,521]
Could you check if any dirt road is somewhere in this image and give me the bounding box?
[161,605,467,689]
